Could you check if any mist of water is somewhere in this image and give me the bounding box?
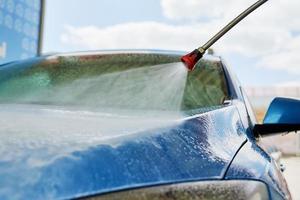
[0,62,189,163]
[10,62,188,113]
[61,62,188,111]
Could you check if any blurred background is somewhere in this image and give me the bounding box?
[1,0,300,198]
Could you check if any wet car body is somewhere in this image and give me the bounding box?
[0,50,291,199]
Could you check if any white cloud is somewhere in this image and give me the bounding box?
[160,0,254,21]
[257,35,300,74]
[61,22,218,51]
[259,51,300,74]
[60,0,300,74]
[60,21,289,57]
[161,0,300,31]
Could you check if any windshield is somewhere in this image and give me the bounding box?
[0,53,229,114]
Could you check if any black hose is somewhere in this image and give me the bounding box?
[201,0,268,51]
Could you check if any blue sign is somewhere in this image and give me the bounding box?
[0,0,43,64]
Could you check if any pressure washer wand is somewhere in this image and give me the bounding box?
[181,0,269,71]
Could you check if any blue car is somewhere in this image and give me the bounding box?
[0,50,298,200]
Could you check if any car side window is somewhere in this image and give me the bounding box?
[181,60,229,111]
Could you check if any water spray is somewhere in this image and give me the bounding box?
[181,0,269,71]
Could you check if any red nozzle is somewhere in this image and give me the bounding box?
[181,49,204,71]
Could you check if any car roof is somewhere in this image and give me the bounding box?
[45,49,221,62]
[0,49,221,68]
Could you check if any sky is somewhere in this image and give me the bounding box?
[43,0,300,87]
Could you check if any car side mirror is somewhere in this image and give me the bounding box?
[254,97,300,137]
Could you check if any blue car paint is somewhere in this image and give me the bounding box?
[225,140,291,200]
[0,104,247,200]
[0,51,291,199]
[264,97,300,124]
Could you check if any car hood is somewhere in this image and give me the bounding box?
[0,104,246,200]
